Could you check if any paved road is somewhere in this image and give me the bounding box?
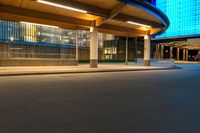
[0,64,200,133]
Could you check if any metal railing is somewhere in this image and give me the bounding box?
[0,52,76,59]
[136,58,175,65]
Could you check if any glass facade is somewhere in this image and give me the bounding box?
[0,20,116,61]
[155,0,200,38]
[0,20,20,41]
[103,38,145,61]
[0,19,151,63]
[0,20,114,47]
[0,20,89,46]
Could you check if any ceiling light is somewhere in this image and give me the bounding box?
[127,21,151,28]
[37,0,87,13]
[20,21,59,28]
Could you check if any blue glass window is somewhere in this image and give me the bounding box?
[155,0,200,38]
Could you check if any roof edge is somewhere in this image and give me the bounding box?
[119,0,170,36]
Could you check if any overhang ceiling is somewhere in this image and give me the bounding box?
[0,0,169,37]
[159,41,200,50]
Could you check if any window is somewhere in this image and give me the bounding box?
[156,0,200,38]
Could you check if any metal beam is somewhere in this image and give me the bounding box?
[95,2,127,27]
[0,4,91,27]
[0,4,92,29]
[36,0,110,17]
[99,24,146,36]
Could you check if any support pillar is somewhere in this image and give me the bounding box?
[90,27,98,68]
[144,34,151,66]
[125,36,128,65]
[186,49,188,61]
[157,44,160,59]
[161,45,164,59]
[170,46,173,59]
[177,48,180,61]
[183,49,186,61]
[134,37,138,63]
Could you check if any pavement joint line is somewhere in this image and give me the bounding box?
[0,66,182,77]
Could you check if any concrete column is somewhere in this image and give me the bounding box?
[186,49,188,61]
[183,49,186,61]
[170,46,173,59]
[125,36,128,65]
[157,44,160,59]
[161,45,164,59]
[177,48,180,61]
[134,37,138,63]
[144,35,151,66]
[90,27,98,68]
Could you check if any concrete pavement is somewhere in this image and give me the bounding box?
[0,63,180,76]
[0,64,200,133]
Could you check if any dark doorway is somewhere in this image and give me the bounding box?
[164,46,170,58]
[188,50,198,61]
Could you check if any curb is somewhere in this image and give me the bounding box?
[0,66,182,77]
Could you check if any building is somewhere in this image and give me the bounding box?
[153,0,200,61]
[0,0,169,67]
[0,20,113,63]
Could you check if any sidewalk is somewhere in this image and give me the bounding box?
[0,63,181,76]
[175,61,200,64]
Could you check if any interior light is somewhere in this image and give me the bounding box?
[127,21,151,28]
[20,21,59,28]
[144,35,149,40]
[90,27,94,32]
[10,36,14,41]
[37,0,87,13]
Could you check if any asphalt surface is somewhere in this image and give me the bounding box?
[0,64,200,133]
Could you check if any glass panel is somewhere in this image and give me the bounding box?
[156,0,200,38]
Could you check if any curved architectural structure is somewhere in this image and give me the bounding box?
[0,0,169,67]
[0,0,169,36]
[120,0,169,35]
